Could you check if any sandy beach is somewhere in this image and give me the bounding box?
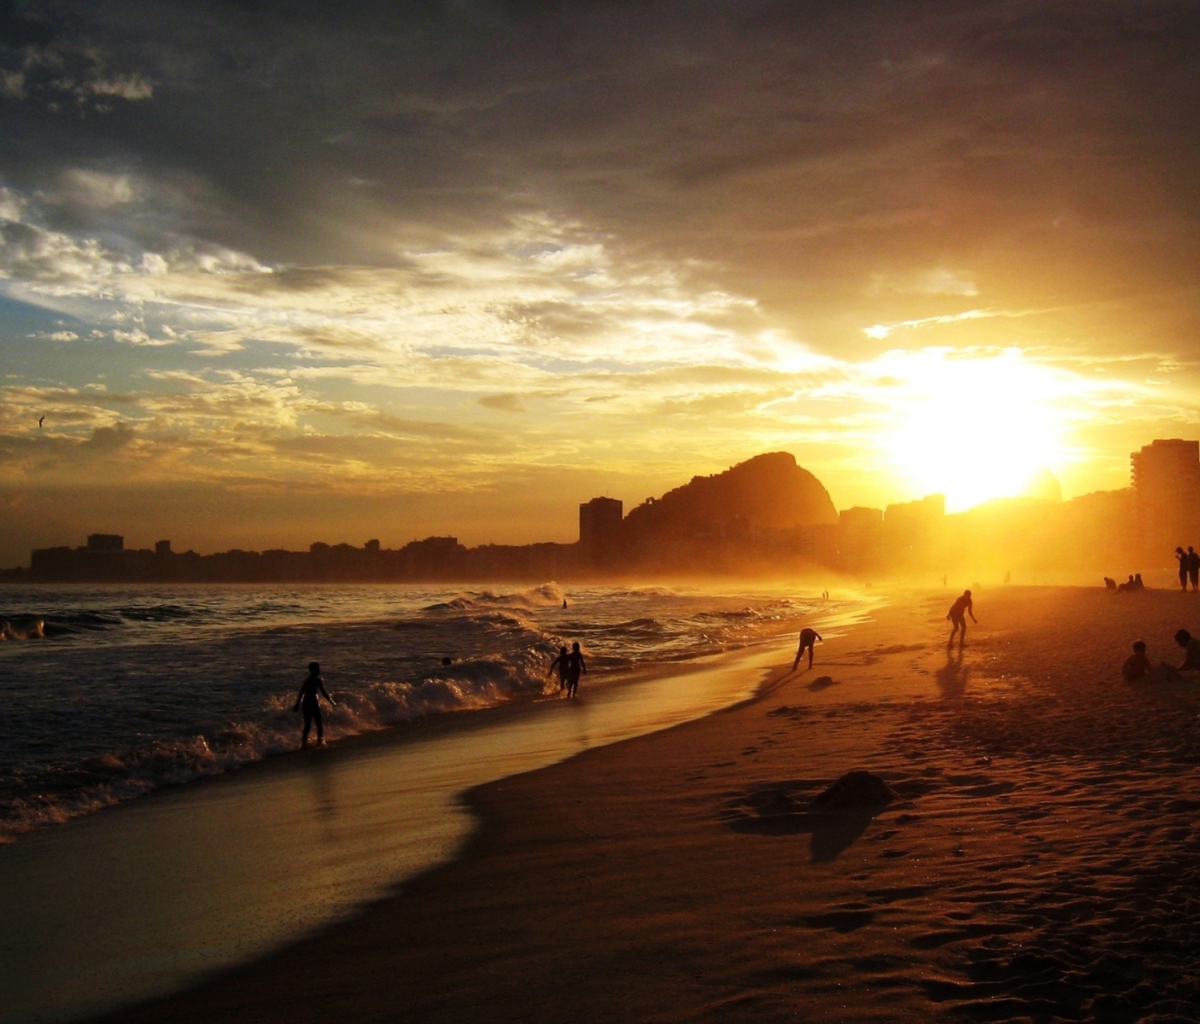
[89,584,1200,1023]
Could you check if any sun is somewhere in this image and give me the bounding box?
[878,348,1070,511]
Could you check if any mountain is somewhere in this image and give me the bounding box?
[622,452,837,543]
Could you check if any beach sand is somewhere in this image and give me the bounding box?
[93,586,1200,1023]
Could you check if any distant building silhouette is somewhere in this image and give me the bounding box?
[838,507,884,571]
[579,497,624,568]
[885,494,945,565]
[1132,439,1200,553]
[155,540,172,557]
[87,533,124,552]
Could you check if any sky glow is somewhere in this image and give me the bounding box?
[2,1,1200,562]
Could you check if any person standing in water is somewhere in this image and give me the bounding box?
[547,645,570,692]
[792,627,823,671]
[947,590,977,646]
[293,661,335,748]
[566,641,586,698]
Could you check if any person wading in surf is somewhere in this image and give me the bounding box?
[566,642,587,698]
[294,661,336,748]
[547,645,570,692]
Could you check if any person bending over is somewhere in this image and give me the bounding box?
[947,590,977,645]
[294,661,336,748]
[793,627,824,671]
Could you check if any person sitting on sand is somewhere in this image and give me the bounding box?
[1117,574,1136,592]
[566,641,586,698]
[547,645,570,692]
[947,590,976,645]
[1123,641,1181,684]
[1176,630,1200,672]
[792,627,823,671]
[1104,577,1117,590]
[293,661,336,748]
[1122,641,1152,682]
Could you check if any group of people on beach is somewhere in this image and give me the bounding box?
[1122,630,1200,683]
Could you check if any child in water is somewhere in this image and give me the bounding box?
[293,661,336,747]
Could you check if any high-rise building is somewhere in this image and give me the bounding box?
[579,497,624,567]
[1131,439,1200,552]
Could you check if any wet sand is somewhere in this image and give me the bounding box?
[93,586,1200,1023]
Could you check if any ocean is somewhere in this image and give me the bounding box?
[0,581,841,845]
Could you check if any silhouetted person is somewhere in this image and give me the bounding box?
[947,590,976,645]
[1123,640,1181,683]
[1117,574,1136,593]
[441,656,452,666]
[1190,547,1200,591]
[38,415,43,428]
[792,627,823,671]
[1104,577,1116,590]
[566,641,586,697]
[1134,573,1145,590]
[1176,630,1200,671]
[294,661,335,748]
[547,645,569,691]
[562,598,568,609]
[1123,641,1151,682]
[1177,548,1189,591]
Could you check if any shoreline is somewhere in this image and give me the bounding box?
[0,602,870,1024]
[82,584,1200,1023]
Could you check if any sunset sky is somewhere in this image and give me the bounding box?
[3,0,1200,564]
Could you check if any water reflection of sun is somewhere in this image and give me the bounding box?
[878,348,1071,511]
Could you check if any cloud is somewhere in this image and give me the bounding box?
[478,393,525,413]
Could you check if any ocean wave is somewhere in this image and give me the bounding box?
[425,582,567,613]
[1,619,45,641]
[0,647,558,843]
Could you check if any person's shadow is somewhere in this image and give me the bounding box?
[936,649,969,696]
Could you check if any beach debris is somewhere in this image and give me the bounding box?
[810,770,894,811]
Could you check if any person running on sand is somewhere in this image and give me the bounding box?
[547,645,570,691]
[1176,630,1200,671]
[792,627,823,671]
[947,590,977,645]
[566,642,586,698]
[293,661,336,748]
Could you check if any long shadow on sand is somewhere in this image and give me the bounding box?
[936,649,970,696]
[729,808,881,862]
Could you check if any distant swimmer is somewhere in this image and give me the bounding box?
[792,627,823,671]
[1122,640,1181,684]
[562,598,568,609]
[293,661,336,748]
[946,590,977,646]
[566,641,586,698]
[548,645,569,692]
[1176,630,1200,672]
